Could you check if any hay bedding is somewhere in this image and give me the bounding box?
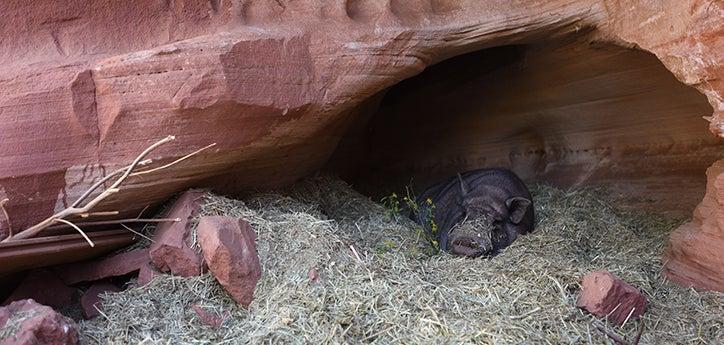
[80,176,723,344]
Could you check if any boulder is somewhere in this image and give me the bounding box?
[53,249,149,285]
[2,270,75,309]
[148,190,205,277]
[0,299,79,345]
[577,271,648,325]
[197,216,261,308]
[80,283,121,320]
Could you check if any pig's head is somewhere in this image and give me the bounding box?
[447,174,532,257]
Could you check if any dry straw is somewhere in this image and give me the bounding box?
[80,176,723,344]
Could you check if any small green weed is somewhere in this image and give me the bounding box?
[382,188,440,251]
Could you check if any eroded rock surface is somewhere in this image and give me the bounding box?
[665,160,724,292]
[197,216,261,308]
[0,1,721,289]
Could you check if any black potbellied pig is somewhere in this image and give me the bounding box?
[410,168,534,257]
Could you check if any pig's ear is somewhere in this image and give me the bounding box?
[506,197,531,224]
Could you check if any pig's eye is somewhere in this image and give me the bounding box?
[493,219,503,227]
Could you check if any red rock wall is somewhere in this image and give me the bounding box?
[600,0,723,292]
[0,1,721,290]
[664,160,724,291]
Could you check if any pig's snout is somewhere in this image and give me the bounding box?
[450,235,489,258]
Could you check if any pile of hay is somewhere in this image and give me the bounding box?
[80,176,723,344]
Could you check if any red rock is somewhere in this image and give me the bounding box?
[80,283,121,320]
[665,159,724,292]
[137,261,162,287]
[53,249,149,285]
[577,271,648,325]
[148,190,205,277]
[0,1,721,292]
[191,304,226,329]
[308,269,319,283]
[197,216,261,308]
[0,299,79,345]
[2,269,75,309]
[0,230,138,277]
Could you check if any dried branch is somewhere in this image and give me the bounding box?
[136,205,150,218]
[594,323,629,345]
[0,198,11,238]
[2,136,174,242]
[632,319,645,345]
[131,143,216,177]
[594,320,644,345]
[55,219,95,247]
[2,136,214,243]
[84,136,177,211]
[80,211,120,218]
[120,224,155,243]
[46,217,181,231]
[620,307,636,328]
[70,159,152,208]
[70,143,214,209]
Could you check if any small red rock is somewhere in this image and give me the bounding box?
[137,261,162,287]
[80,283,121,320]
[577,270,648,325]
[191,304,226,329]
[149,190,206,277]
[0,299,79,345]
[197,216,261,308]
[54,249,149,285]
[2,269,75,309]
[308,269,319,283]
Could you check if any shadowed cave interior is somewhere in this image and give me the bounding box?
[326,34,720,215]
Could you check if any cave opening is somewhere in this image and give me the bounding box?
[326,34,720,215]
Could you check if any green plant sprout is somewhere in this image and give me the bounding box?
[382,187,440,250]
